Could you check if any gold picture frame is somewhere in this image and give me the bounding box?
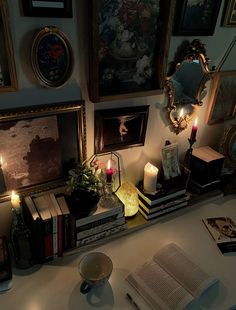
[0,0,18,92]
[206,71,236,125]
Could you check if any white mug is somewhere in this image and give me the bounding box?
[79,252,113,294]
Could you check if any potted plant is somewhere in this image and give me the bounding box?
[66,163,102,217]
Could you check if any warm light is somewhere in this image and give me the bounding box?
[179,108,184,118]
[194,117,198,127]
[106,159,113,182]
[107,159,111,170]
[143,162,159,194]
[11,190,20,208]
[0,156,2,166]
[116,182,139,217]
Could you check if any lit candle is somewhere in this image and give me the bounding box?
[106,159,113,183]
[143,162,159,194]
[190,117,198,141]
[11,190,20,208]
[0,156,2,167]
[179,108,184,119]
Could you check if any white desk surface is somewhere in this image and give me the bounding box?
[1,194,236,310]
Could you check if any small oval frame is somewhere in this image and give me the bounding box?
[31,26,73,88]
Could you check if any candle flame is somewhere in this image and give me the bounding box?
[194,117,198,126]
[179,108,184,118]
[0,156,2,165]
[11,190,16,199]
[107,159,111,170]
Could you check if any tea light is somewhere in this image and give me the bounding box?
[11,191,20,209]
[143,162,159,194]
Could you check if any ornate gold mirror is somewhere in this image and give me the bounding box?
[165,39,212,134]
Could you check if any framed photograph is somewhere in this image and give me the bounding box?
[173,0,222,35]
[161,143,181,180]
[94,106,149,153]
[0,101,86,198]
[89,0,175,102]
[222,0,236,26]
[206,71,236,125]
[22,0,72,17]
[0,0,18,92]
[31,26,73,88]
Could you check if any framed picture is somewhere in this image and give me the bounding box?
[0,0,18,92]
[94,106,149,153]
[220,125,236,169]
[173,0,222,35]
[161,143,181,180]
[206,71,236,125]
[0,101,86,199]
[222,0,236,26]
[89,0,175,102]
[22,0,72,17]
[31,26,74,88]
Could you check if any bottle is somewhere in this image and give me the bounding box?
[11,205,34,269]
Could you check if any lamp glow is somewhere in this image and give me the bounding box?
[116,182,139,217]
[11,191,20,208]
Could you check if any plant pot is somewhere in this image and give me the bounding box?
[65,190,100,218]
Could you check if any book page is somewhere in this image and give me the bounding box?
[153,243,217,298]
[126,260,194,310]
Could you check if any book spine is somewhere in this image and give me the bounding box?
[75,204,124,227]
[63,214,70,251]
[76,224,127,247]
[77,216,126,239]
[57,214,63,257]
[52,214,58,258]
[69,214,76,249]
[43,219,54,261]
[137,188,186,206]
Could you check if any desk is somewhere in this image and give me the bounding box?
[1,195,236,310]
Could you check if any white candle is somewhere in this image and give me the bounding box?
[11,190,20,208]
[143,162,159,194]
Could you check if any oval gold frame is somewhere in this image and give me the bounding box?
[31,26,73,88]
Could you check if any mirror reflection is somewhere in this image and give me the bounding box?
[165,39,212,134]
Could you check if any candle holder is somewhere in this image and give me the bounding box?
[99,181,119,209]
[184,136,196,169]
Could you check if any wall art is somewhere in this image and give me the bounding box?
[22,0,72,17]
[222,0,236,26]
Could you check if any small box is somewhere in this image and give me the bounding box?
[190,146,224,186]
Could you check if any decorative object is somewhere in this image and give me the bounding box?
[66,162,102,217]
[89,0,175,102]
[220,125,236,169]
[173,0,221,36]
[184,118,198,168]
[22,0,72,17]
[143,162,159,194]
[165,39,212,134]
[0,236,12,292]
[0,101,86,197]
[31,26,73,88]
[116,182,139,217]
[222,0,236,27]
[10,191,34,269]
[94,106,149,153]
[161,143,181,180]
[0,156,7,194]
[206,71,236,125]
[0,0,18,92]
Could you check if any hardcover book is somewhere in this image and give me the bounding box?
[126,243,217,310]
[202,216,236,253]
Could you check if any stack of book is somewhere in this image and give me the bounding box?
[136,182,190,220]
[23,192,127,263]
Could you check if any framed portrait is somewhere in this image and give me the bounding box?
[173,0,222,35]
[0,0,18,92]
[161,143,181,180]
[22,0,72,17]
[89,0,175,103]
[94,106,149,153]
[31,26,73,88]
[206,71,236,125]
[0,101,86,199]
[222,0,236,26]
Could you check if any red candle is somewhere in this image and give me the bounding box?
[190,117,198,141]
[106,159,113,183]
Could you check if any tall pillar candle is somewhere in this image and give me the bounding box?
[143,162,158,194]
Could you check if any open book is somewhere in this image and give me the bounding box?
[126,243,217,310]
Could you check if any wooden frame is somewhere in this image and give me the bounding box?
[0,0,18,92]
[220,125,236,169]
[206,71,236,125]
[161,143,181,180]
[22,0,72,17]
[222,0,236,26]
[89,0,175,102]
[173,0,222,36]
[0,101,86,198]
[31,26,73,88]
[94,106,149,153]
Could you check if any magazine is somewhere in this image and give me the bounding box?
[202,216,236,253]
[126,243,217,310]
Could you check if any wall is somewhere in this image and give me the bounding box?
[0,0,235,235]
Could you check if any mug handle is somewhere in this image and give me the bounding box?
[80,281,91,294]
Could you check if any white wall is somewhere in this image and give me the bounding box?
[0,0,235,187]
